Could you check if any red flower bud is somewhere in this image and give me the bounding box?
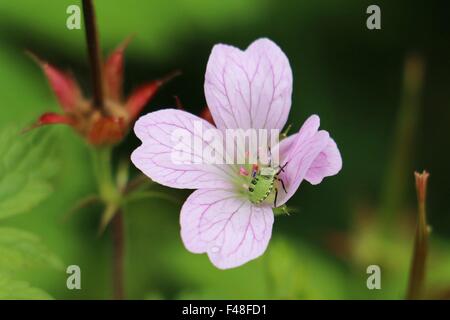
[126,70,180,120]
[103,37,132,101]
[26,39,178,146]
[126,82,160,120]
[38,112,76,126]
[29,53,81,111]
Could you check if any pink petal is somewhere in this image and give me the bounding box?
[180,189,274,269]
[275,115,341,206]
[204,38,292,130]
[304,137,342,185]
[131,109,235,189]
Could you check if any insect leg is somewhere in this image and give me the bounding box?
[274,187,278,207]
[277,177,287,193]
[268,146,272,166]
[251,164,259,178]
[280,162,289,172]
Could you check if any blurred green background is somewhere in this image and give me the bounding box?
[0,0,449,299]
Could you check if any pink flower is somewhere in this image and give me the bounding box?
[131,38,342,269]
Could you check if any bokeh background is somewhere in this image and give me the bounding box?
[0,0,449,299]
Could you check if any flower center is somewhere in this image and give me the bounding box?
[233,161,279,206]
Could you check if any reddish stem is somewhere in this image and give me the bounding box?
[406,171,430,299]
[82,0,125,299]
[82,0,104,110]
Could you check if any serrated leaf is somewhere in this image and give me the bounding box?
[0,227,63,272]
[0,127,58,219]
[0,273,52,300]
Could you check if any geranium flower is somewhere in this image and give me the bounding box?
[28,39,177,145]
[131,38,342,269]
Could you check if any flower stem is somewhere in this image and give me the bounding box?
[112,209,125,300]
[92,147,117,202]
[82,0,125,299]
[82,0,104,110]
[91,147,125,299]
[406,171,430,299]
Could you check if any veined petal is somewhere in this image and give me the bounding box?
[304,137,342,185]
[30,54,82,111]
[275,115,341,206]
[205,38,292,130]
[131,109,235,189]
[276,115,320,158]
[180,189,274,269]
[279,116,342,186]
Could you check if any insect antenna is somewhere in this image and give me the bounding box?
[277,161,289,173]
[274,188,278,207]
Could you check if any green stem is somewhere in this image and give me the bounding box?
[92,147,119,203]
[91,147,125,300]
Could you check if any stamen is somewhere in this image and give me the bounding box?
[239,167,249,176]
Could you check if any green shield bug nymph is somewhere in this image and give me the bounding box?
[248,162,288,207]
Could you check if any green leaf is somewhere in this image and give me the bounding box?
[0,227,63,272]
[0,127,58,220]
[0,273,52,300]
